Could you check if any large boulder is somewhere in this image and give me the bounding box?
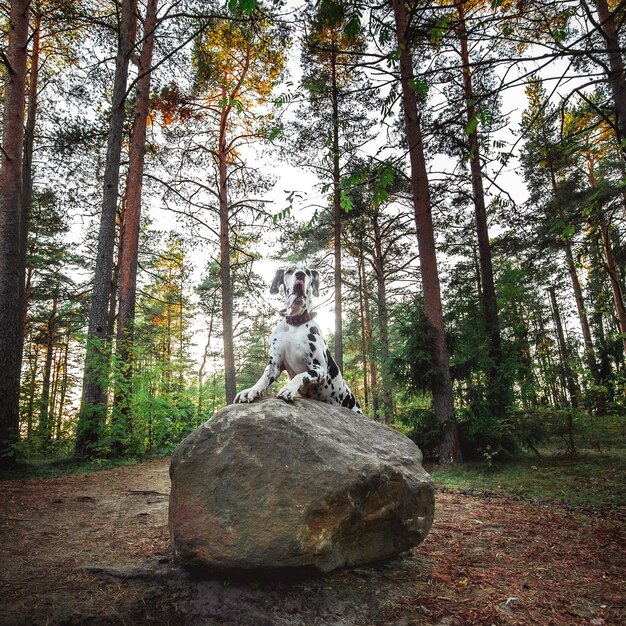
[169,398,435,575]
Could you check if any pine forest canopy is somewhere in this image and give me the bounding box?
[0,0,624,468]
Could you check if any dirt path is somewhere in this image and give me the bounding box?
[0,458,623,625]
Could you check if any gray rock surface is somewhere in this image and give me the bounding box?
[169,398,435,574]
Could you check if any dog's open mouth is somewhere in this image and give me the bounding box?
[286,280,305,308]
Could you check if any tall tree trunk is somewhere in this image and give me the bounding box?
[391,0,462,464]
[0,0,30,466]
[50,344,62,438]
[198,306,215,416]
[547,161,604,407]
[594,0,626,159]
[218,104,236,404]
[598,215,626,354]
[456,1,508,416]
[360,251,379,417]
[112,0,159,451]
[372,216,394,423]
[38,282,58,445]
[563,240,605,412]
[549,286,580,409]
[18,8,41,387]
[74,0,138,458]
[357,251,369,410]
[331,50,344,371]
[56,329,70,438]
[26,341,40,437]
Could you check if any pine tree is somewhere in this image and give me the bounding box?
[390,0,462,464]
[74,0,138,458]
[0,0,30,466]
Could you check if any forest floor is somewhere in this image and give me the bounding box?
[0,457,624,626]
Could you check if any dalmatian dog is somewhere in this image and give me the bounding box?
[234,265,362,413]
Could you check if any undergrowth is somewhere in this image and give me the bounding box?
[429,448,626,511]
[0,452,170,481]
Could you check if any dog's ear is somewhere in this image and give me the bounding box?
[270,269,285,294]
[311,270,320,297]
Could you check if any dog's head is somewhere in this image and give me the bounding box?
[270,265,320,316]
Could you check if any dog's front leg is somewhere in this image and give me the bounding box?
[277,366,324,403]
[234,358,281,404]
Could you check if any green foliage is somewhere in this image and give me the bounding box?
[0,455,143,482]
[431,448,626,512]
[387,296,440,395]
[456,405,518,462]
[396,405,444,461]
[430,12,453,48]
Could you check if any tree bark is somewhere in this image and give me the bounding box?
[112,0,159,450]
[18,7,41,389]
[218,104,237,404]
[548,286,580,409]
[0,0,30,466]
[37,282,59,444]
[391,0,461,464]
[546,155,604,407]
[331,50,344,371]
[26,341,40,437]
[598,215,626,354]
[594,0,626,159]
[198,305,215,416]
[372,215,394,423]
[56,329,70,438]
[357,251,369,410]
[563,239,605,412]
[74,0,138,458]
[360,249,379,417]
[456,1,508,416]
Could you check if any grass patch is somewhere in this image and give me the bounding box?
[0,455,148,481]
[430,448,626,512]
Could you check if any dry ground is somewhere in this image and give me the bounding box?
[0,458,623,625]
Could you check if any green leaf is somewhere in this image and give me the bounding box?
[340,191,353,213]
[344,15,361,39]
[268,127,281,141]
[465,114,479,137]
[372,163,395,207]
[409,78,429,99]
[226,0,256,14]
[430,13,453,47]
[562,224,575,240]
[372,187,389,207]
[478,108,493,127]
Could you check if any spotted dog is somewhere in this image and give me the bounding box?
[234,265,362,413]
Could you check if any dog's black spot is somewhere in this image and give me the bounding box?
[309,342,316,353]
[313,358,320,366]
[269,376,275,385]
[330,391,335,397]
[307,369,317,379]
[342,394,356,409]
[309,326,319,335]
[326,350,339,378]
[302,376,310,385]
[308,333,316,342]
[305,269,311,275]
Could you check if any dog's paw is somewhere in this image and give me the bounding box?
[234,388,260,403]
[276,386,296,403]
